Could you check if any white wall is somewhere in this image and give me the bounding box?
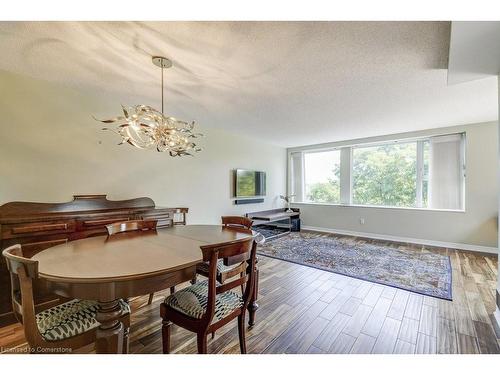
[288,122,499,251]
[0,70,287,223]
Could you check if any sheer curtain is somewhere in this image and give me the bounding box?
[428,134,464,210]
[290,152,304,202]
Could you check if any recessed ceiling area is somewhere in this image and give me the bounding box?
[0,21,497,147]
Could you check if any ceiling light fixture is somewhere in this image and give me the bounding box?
[95,56,202,157]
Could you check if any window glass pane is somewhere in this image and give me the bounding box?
[304,150,341,203]
[352,142,417,207]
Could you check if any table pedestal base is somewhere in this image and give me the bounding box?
[96,300,125,354]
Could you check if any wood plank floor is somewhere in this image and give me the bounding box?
[1,242,498,354]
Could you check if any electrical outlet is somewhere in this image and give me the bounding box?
[359,218,365,225]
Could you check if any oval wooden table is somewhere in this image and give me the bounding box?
[31,225,257,354]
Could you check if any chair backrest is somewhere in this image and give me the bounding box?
[2,245,40,345]
[221,216,253,230]
[199,236,257,325]
[105,219,158,236]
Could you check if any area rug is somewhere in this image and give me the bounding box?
[258,231,452,300]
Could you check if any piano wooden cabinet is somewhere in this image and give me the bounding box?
[0,194,188,327]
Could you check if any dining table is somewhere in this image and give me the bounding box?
[31,224,258,354]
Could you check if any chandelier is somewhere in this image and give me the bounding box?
[95,56,202,157]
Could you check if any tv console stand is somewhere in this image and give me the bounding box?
[245,208,300,240]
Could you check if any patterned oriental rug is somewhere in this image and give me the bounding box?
[257,231,452,300]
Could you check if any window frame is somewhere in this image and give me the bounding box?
[288,133,466,212]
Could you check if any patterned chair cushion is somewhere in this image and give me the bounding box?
[164,280,243,322]
[196,259,241,275]
[36,299,130,341]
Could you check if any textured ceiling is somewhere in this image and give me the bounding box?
[0,21,497,147]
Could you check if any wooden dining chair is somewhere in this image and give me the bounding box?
[160,235,257,354]
[221,216,253,229]
[194,216,253,285]
[192,216,254,339]
[105,219,167,304]
[2,244,131,353]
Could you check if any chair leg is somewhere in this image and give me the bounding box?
[197,332,208,354]
[211,331,215,339]
[170,286,175,294]
[122,327,130,354]
[147,293,154,305]
[162,319,172,354]
[240,272,245,295]
[237,314,247,354]
[248,268,259,326]
[191,274,197,285]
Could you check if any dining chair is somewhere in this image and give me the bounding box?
[194,216,253,285]
[160,235,257,354]
[221,216,254,229]
[2,244,131,353]
[105,219,171,304]
[192,216,254,338]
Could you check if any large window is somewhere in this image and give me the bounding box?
[289,133,465,210]
[304,150,341,204]
[352,142,420,207]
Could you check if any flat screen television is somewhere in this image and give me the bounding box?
[234,169,266,197]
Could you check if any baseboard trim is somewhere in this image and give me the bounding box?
[301,225,498,254]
